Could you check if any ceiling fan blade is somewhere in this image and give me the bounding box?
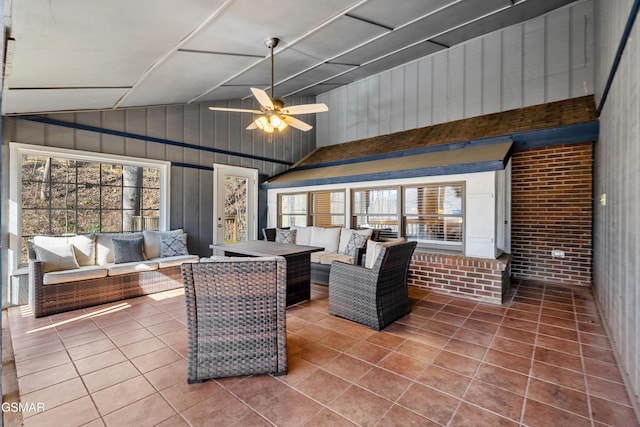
[246,120,259,130]
[250,87,274,110]
[208,106,262,114]
[282,115,312,131]
[281,103,329,115]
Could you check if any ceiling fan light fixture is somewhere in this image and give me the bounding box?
[270,114,288,132]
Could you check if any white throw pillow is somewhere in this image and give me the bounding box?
[34,242,80,272]
[33,234,95,266]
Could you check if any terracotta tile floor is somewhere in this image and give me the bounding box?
[4,279,639,426]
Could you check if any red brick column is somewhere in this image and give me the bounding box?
[510,142,593,286]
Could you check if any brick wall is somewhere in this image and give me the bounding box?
[510,142,593,286]
[408,252,512,304]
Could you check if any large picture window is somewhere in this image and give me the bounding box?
[403,183,464,250]
[11,144,169,266]
[352,187,399,239]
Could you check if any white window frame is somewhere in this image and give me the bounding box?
[8,142,171,274]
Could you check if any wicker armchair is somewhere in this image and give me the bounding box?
[328,241,417,331]
[181,257,288,382]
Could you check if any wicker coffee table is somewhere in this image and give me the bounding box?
[209,241,324,306]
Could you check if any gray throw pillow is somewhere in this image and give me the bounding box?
[275,229,297,244]
[345,233,368,258]
[160,233,189,257]
[112,237,146,264]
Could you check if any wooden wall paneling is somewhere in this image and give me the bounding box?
[45,113,75,150]
[482,32,502,115]
[169,165,184,230]
[367,76,380,138]
[346,83,358,142]
[523,16,546,106]
[101,110,126,156]
[198,104,215,170]
[198,170,214,255]
[570,0,593,97]
[182,167,200,251]
[417,57,433,128]
[501,25,524,111]
[356,81,368,139]
[165,105,185,163]
[545,8,571,102]
[378,72,393,136]
[146,107,167,161]
[73,112,102,153]
[124,109,147,158]
[227,100,242,166]
[464,39,483,118]
[212,103,230,166]
[403,61,419,131]
[447,45,465,121]
[14,118,45,146]
[390,67,405,134]
[432,53,449,124]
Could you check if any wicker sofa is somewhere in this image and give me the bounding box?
[263,226,377,285]
[29,230,199,317]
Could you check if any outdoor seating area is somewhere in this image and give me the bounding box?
[3,280,636,426]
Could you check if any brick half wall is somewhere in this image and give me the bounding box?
[510,142,593,286]
[408,252,512,304]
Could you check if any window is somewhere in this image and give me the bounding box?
[352,187,399,239]
[11,144,169,266]
[310,191,345,227]
[278,193,308,227]
[403,183,464,250]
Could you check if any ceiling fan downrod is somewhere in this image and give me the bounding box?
[265,37,279,100]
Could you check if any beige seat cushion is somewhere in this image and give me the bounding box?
[291,226,313,246]
[318,253,354,265]
[153,255,199,268]
[106,260,159,276]
[43,266,108,285]
[310,251,333,264]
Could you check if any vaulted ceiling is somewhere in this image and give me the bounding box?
[2,0,577,115]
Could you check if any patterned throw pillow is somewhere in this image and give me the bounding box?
[160,233,189,257]
[344,233,368,257]
[275,229,297,244]
[112,237,146,264]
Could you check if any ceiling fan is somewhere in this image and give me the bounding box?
[208,37,328,133]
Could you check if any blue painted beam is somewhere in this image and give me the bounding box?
[19,115,294,166]
[171,162,214,172]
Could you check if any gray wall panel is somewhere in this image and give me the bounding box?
[594,0,640,410]
[317,1,594,146]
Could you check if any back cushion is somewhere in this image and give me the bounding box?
[95,233,144,265]
[310,227,341,253]
[291,226,313,246]
[142,229,184,259]
[33,234,95,266]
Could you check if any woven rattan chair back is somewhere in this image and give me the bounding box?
[328,241,417,330]
[182,257,287,382]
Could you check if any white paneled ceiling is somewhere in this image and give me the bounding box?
[2,0,577,114]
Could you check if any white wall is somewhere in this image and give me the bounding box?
[593,0,640,412]
[316,0,594,146]
[268,171,500,259]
